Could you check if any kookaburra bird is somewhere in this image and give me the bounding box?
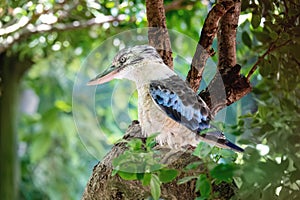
[88,45,244,152]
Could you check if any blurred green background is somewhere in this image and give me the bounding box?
[0,0,299,199]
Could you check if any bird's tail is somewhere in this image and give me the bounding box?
[222,139,244,153]
[197,127,244,153]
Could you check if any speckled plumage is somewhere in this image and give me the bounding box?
[88,45,244,152]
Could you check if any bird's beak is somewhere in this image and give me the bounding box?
[87,65,118,86]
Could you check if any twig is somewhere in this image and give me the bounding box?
[283,0,289,14]
[246,39,292,80]
[246,45,274,80]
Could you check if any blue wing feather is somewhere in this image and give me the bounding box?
[149,76,211,132]
[149,76,244,152]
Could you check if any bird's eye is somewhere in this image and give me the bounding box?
[119,56,126,64]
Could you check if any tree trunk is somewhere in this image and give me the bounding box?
[0,53,32,200]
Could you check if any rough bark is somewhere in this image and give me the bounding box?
[199,64,251,116]
[186,1,235,92]
[198,0,252,115]
[217,0,240,68]
[146,0,173,69]
[0,53,32,200]
[82,121,236,200]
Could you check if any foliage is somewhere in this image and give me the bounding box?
[115,136,240,200]
[178,142,239,199]
[112,134,178,200]
[0,0,147,199]
[19,49,96,199]
[234,0,300,199]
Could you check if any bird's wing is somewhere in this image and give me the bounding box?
[149,75,244,152]
[149,75,211,133]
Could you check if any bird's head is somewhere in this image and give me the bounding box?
[87,45,164,85]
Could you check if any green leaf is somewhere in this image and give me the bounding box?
[117,171,137,181]
[150,174,161,200]
[149,163,164,172]
[146,133,159,150]
[218,149,237,163]
[193,142,212,159]
[210,164,237,182]
[259,59,272,77]
[127,138,143,151]
[269,54,279,69]
[54,100,71,112]
[111,169,118,176]
[136,173,144,180]
[251,13,261,29]
[158,169,178,183]
[241,0,250,11]
[253,31,271,43]
[269,31,278,40]
[105,1,115,8]
[185,161,202,170]
[177,176,198,185]
[196,174,211,198]
[238,119,245,127]
[142,173,151,186]
[242,31,252,48]
[112,151,131,167]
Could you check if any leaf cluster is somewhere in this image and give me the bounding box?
[112,134,178,200]
[180,142,240,200]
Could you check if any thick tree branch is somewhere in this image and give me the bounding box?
[199,0,252,116]
[186,1,234,92]
[82,121,236,199]
[146,0,173,69]
[217,0,240,69]
[0,15,126,54]
[200,64,251,116]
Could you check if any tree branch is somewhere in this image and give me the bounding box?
[198,0,252,116]
[186,1,234,92]
[246,39,292,80]
[246,45,275,81]
[0,15,126,54]
[217,0,241,69]
[146,0,173,69]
